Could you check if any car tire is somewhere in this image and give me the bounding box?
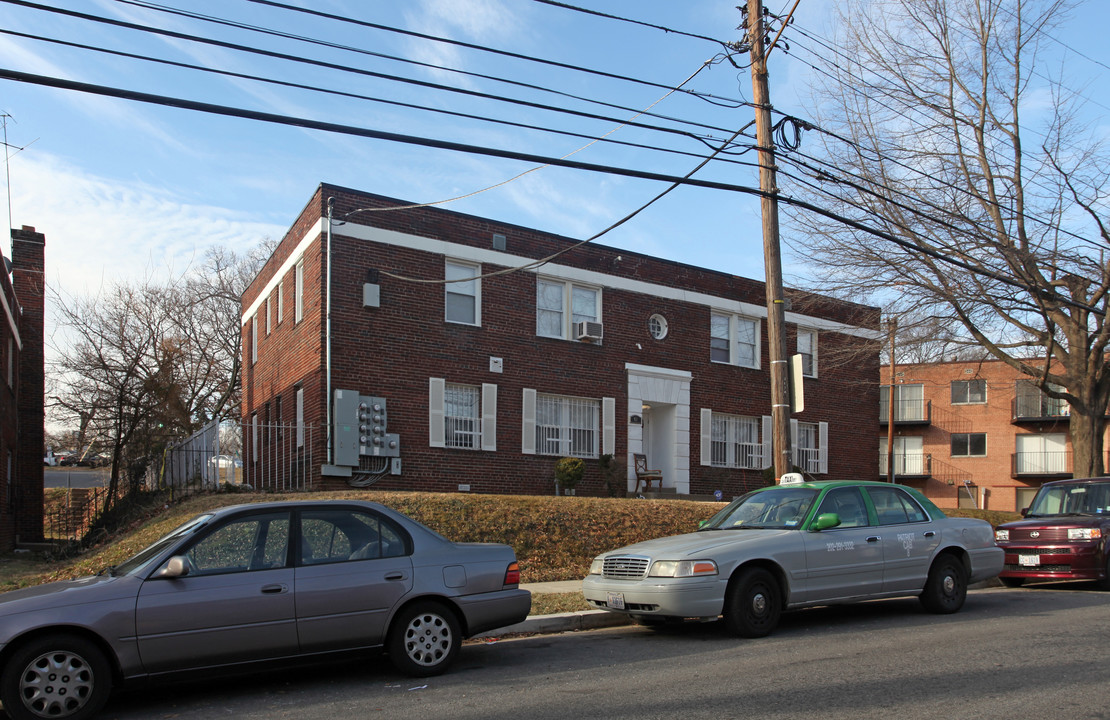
[388,601,461,677]
[1095,557,1110,591]
[999,576,1025,588]
[919,555,967,614]
[724,567,781,638]
[0,634,112,720]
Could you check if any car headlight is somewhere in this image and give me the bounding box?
[1068,528,1102,540]
[588,558,604,575]
[995,529,1009,542]
[648,559,718,578]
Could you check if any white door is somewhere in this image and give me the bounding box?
[1016,433,1066,473]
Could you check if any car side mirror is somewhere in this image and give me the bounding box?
[157,556,193,578]
[811,513,841,531]
[698,520,708,529]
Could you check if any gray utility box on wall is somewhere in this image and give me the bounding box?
[333,389,401,467]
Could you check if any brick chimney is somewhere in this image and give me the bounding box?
[11,225,45,545]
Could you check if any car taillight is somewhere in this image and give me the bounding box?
[504,561,521,586]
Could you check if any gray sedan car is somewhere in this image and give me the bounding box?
[583,478,1002,637]
[0,500,531,720]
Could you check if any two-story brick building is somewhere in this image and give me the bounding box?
[879,358,1107,511]
[240,184,881,498]
[1,226,45,549]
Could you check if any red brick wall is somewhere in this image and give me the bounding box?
[10,226,45,546]
[243,185,880,497]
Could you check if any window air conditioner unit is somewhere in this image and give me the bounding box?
[574,321,604,342]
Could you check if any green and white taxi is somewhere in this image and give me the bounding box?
[583,476,1002,637]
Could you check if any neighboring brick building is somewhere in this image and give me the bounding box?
[879,358,1106,512]
[0,226,45,549]
[241,184,881,498]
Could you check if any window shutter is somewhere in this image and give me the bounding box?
[482,383,498,451]
[429,378,445,448]
[700,409,713,466]
[790,419,799,469]
[522,388,536,454]
[761,415,772,469]
[602,397,616,456]
[818,421,829,474]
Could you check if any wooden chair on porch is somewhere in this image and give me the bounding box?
[633,453,663,495]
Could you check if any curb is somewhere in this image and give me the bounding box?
[474,609,632,638]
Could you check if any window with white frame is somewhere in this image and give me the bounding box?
[710,313,760,368]
[536,278,599,340]
[251,314,258,364]
[792,420,828,473]
[277,276,284,324]
[797,328,817,377]
[295,385,305,448]
[294,257,304,323]
[444,383,481,449]
[710,413,763,469]
[535,394,599,458]
[252,412,259,462]
[445,260,480,325]
[266,295,272,335]
[951,378,986,404]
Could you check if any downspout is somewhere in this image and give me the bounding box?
[326,196,334,465]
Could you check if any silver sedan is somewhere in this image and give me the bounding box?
[583,478,1002,637]
[0,500,530,720]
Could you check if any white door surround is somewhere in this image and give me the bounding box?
[626,363,692,494]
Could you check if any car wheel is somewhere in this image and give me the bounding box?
[724,567,781,638]
[999,576,1025,588]
[0,634,112,720]
[919,555,967,614]
[1095,557,1110,591]
[388,601,461,677]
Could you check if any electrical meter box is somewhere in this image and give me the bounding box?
[333,390,401,465]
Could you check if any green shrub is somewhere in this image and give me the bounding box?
[554,457,585,490]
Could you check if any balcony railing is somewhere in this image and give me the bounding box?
[1012,394,1069,422]
[878,451,930,478]
[1011,450,1072,478]
[878,398,931,425]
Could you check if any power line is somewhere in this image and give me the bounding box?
[529,0,729,46]
[1,0,733,148]
[0,66,1094,313]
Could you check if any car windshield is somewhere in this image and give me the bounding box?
[111,514,214,577]
[1026,482,1110,517]
[700,487,818,530]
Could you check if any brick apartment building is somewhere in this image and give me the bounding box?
[240,184,882,498]
[879,358,1106,512]
[0,226,45,549]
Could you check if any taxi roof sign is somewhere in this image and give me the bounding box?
[779,472,806,485]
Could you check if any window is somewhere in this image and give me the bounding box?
[300,509,408,565]
[184,512,290,575]
[277,276,284,324]
[535,394,599,458]
[649,314,668,340]
[294,257,304,323]
[879,384,925,422]
[251,314,258,364]
[951,432,986,457]
[536,278,599,340]
[797,329,817,377]
[251,413,259,461]
[1015,433,1067,474]
[266,295,272,335]
[710,313,760,368]
[445,260,480,325]
[815,487,869,528]
[445,383,481,449]
[879,436,924,476]
[951,378,986,404]
[710,413,763,469]
[866,486,929,524]
[791,420,828,473]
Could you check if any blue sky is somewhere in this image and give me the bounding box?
[0,0,1107,326]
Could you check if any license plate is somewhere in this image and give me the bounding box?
[607,592,626,610]
[1019,554,1040,567]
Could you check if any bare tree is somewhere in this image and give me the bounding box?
[784,0,1110,476]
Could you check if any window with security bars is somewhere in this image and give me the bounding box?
[535,394,599,458]
[711,414,762,469]
[444,383,481,449]
[795,421,820,472]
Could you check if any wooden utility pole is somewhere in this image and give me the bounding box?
[747,0,792,480]
[886,316,897,482]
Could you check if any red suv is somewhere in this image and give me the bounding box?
[995,477,1110,588]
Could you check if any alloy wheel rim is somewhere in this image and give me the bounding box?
[19,650,94,719]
